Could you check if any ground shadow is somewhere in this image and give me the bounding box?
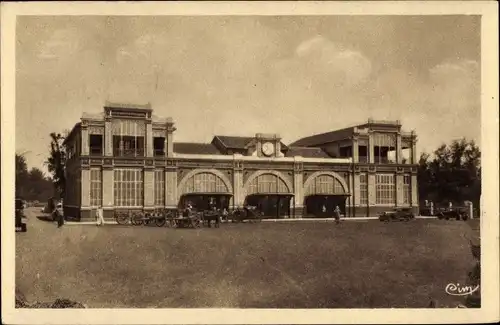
[36,215,54,222]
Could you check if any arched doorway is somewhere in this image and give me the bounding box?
[244,171,294,219]
[303,172,350,218]
[177,170,233,211]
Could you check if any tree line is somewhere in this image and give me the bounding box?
[16,132,67,203]
[15,154,54,202]
[417,138,481,208]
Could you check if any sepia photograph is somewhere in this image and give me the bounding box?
[2,1,499,324]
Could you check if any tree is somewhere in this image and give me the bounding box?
[27,168,54,201]
[45,132,66,199]
[418,138,481,207]
[16,154,54,201]
[15,154,29,198]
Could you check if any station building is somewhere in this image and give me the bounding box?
[63,102,419,221]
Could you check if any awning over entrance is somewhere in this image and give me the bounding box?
[304,194,350,218]
[245,193,295,219]
[179,193,233,210]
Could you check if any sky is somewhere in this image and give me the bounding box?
[15,15,481,174]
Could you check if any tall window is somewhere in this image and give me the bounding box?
[359,173,368,205]
[90,168,102,207]
[153,137,165,156]
[154,169,165,206]
[403,175,411,205]
[376,174,395,205]
[112,119,145,157]
[373,133,396,164]
[89,135,103,156]
[114,168,144,207]
[359,146,368,163]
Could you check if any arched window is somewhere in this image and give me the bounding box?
[247,174,289,195]
[180,172,229,195]
[305,174,345,196]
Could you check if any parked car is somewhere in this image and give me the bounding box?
[15,198,27,232]
[379,208,415,222]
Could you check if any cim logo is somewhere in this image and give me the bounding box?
[445,283,480,296]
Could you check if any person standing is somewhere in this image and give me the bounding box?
[334,205,341,225]
[56,202,64,228]
[95,205,105,226]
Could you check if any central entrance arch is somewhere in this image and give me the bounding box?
[243,171,294,218]
[303,172,350,218]
[177,169,233,211]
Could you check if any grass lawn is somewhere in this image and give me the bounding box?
[16,208,478,308]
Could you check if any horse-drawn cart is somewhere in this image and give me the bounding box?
[231,205,263,223]
[169,209,202,228]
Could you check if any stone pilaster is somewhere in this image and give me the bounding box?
[144,168,154,209]
[233,155,244,208]
[396,132,402,164]
[368,172,376,207]
[368,131,374,163]
[411,131,418,164]
[352,137,359,163]
[102,167,114,208]
[146,122,153,157]
[346,171,354,217]
[353,173,361,206]
[165,162,178,208]
[81,168,90,208]
[104,119,113,156]
[166,119,176,158]
[396,173,404,206]
[293,157,304,218]
[275,140,282,158]
[81,124,89,156]
[411,173,418,208]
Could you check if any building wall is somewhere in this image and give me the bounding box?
[73,155,418,221]
[68,109,419,221]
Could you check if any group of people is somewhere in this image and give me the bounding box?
[49,199,342,227]
[48,198,105,227]
[322,204,342,224]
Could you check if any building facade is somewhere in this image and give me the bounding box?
[63,103,419,221]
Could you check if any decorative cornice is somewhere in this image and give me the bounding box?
[233,160,244,171]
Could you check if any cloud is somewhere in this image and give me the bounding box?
[427,59,480,112]
[409,58,481,151]
[293,35,372,88]
[37,29,80,60]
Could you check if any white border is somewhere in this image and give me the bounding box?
[2,1,499,324]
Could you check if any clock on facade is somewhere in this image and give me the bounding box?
[261,142,275,156]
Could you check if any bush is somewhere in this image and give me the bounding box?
[15,289,86,308]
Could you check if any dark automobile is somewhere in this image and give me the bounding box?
[379,208,415,222]
[15,198,27,232]
[437,208,469,221]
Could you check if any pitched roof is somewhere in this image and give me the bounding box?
[285,147,331,158]
[290,126,355,147]
[214,136,254,149]
[173,142,221,155]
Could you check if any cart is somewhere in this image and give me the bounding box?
[170,209,202,228]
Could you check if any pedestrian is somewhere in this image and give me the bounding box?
[55,202,64,228]
[334,205,341,225]
[95,205,105,226]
